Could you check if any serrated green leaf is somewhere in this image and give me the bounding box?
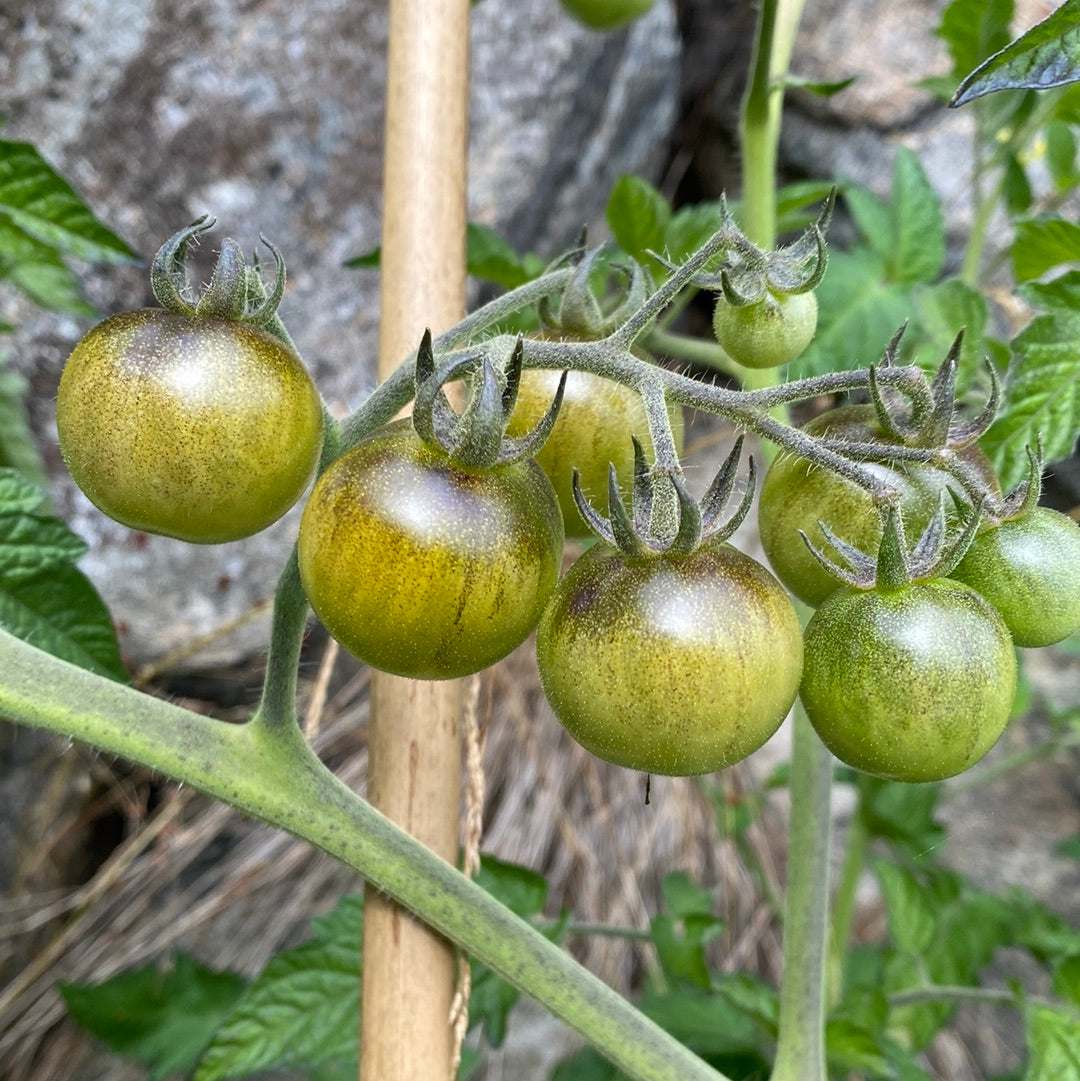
[874,861,938,955]
[659,871,714,919]
[0,140,136,263]
[843,186,894,265]
[938,0,1014,83]
[0,505,87,583]
[0,466,50,515]
[606,175,670,262]
[60,953,246,1081]
[783,74,857,96]
[911,276,993,397]
[981,275,1080,487]
[1012,216,1080,282]
[857,776,946,858]
[1023,1004,1080,1080]
[194,895,363,1081]
[953,0,1080,107]
[788,247,913,378]
[889,147,946,284]
[711,974,779,1035]
[638,988,772,1060]
[1,562,127,681]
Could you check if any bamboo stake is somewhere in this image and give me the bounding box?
[360,2,470,1080]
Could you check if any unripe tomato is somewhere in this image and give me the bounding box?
[758,405,1000,607]
[800,579,1016,783]
[506,368,684,537]
[57,309,323,544]
[535,541,803,775]
[558,0,655,31]
[951,506,1080,647]
[712,290,817,370]
[298,419,564,680]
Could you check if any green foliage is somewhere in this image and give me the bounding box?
[952,0,1080,106]
[0,139,136,316]
[0,468,126,681]
[981,272,1080,487]
[59,953,246,1081]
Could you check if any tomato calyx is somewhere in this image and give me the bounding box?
[574,435,755,560]
[412,330,567,471]
[537,245,650,340]
[802,498,983,593]
[149,215,288,328]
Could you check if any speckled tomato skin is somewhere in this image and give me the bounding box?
[800,579,1016,783]
[952,507,1080,647]
[535,541,803,776]
[712,290,817,369]
[57,309,323,544]
[758,405,1001,607]
[505,368,684,538]
[298,419,564,680]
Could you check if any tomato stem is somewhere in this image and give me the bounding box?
[769,703,833,1081]
[0,628,734,1081]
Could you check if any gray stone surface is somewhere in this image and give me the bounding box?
[2,0,679,661]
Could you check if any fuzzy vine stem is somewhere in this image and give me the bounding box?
[769,703,834,1081]
[0,628,732,1081]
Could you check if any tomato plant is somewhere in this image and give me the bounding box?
[57,309,324,544]
[800,576,1016,783]
[298,418,563,680]
[711,288,817,369]
[952,505,1080,648]
[758,404,999,607]
[506,366,684,537]
[537,537,802,775]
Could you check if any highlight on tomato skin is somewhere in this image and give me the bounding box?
[535,538,804,777]
[56,309,324,544]
[297,418,564,681]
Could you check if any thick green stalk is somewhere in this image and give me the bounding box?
[0,628,731,1081]
[740,0,808,250]
[769,705,834,1081]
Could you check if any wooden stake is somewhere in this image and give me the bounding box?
[360,2,469,1080]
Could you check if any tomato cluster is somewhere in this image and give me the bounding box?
[54,223,1080,786]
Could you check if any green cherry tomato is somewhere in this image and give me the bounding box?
[758,405,1000,607]
[800,579,1016,783]
[535,541,803,776]
[558,0,656,31]
[298,419,564,680]
[57,309,323,544]
[506,368,684,537]
[712,289,817,370]
[951,506,1080,647]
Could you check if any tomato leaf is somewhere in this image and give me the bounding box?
[937,0,1014,84]
[952,0,1080,107]
[1053,956,1080,1007]
[1011,216,1080,282]
[981,272,1080,488]
[0,140,136,263]
[911,276,998,396]
[1023,1004,1080,1080]
[856,776,946,857]
[0,468,126,681]
[606,174,670,263]
[465,222,545,289]
[60,953,246,1081]
[888,148,946,285]
[873,861,938,955]
[193,895,363,1081]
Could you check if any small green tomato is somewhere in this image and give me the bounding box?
[712,289,817,369]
